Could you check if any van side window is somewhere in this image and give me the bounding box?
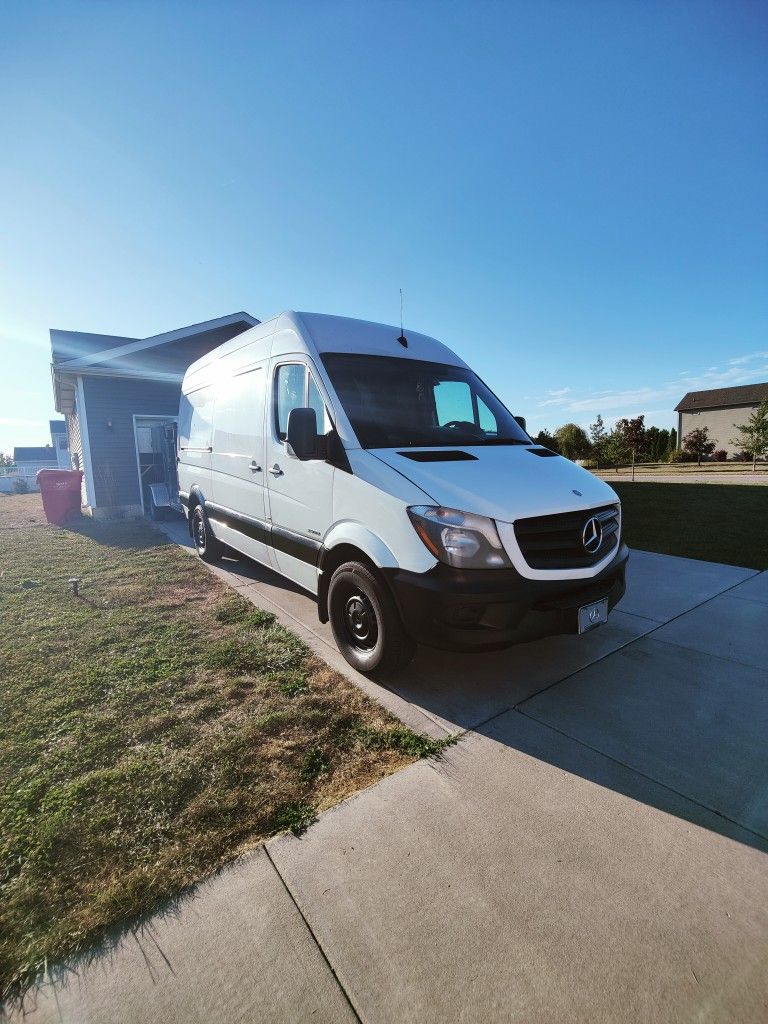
[308,372,331,433]
[477,397,498,434]
[180,386,214,450]
[275,364,306,440]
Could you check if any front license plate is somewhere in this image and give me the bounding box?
[578,598,608,634]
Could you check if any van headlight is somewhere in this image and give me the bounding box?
[407,506,512,569]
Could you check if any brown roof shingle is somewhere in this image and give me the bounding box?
[675,382,768,412]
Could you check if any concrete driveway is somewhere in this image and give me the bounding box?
[15,523,768,1024]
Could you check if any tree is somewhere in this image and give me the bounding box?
[645,426,670,463]
[589,415,607,467]
[730,399,768,472]
[615,416,647,461]
[532,428,559,453]
[602,430,631,472]
[682,426,716,467]
[0,452,13,467]
[554,423,591,461]
[662,427,678,462]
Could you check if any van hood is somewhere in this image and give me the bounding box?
[370,446,618,523]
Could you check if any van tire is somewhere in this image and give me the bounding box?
[328,561,415,677]
[192,505,224,563]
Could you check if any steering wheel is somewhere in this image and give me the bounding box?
[443,420,485,437]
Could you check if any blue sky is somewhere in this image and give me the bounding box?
[1,0,766,453]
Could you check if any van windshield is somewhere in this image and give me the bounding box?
[320,353,531,449]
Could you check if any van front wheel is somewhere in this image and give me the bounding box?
[328,561,415,677]
[192,505,224,563]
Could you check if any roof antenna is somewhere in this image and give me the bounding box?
[397,288,408,347]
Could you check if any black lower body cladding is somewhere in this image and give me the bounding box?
[383,543,629,651]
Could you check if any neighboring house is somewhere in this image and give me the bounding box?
[49,419,70,468]
[675,382,768,456]
[11,446,56,486]
[7,421,69,489]
[51,312,259,517]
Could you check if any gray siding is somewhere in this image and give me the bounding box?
[679,404,761,456]
[82,376,180,508]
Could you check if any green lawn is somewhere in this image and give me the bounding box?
[0,495,448,1004]
[613,483,768,569]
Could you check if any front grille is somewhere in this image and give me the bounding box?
[513,504,620,570]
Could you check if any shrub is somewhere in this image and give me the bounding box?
[12,477,29,494]
[667,448,692,464]
[712,450,727,462]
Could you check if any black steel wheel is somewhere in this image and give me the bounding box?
[191,504,224,563]
[328,560,415,676]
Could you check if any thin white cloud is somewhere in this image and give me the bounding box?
[729,350,768,366]
[532,355,768,425]
[538,386,572,407]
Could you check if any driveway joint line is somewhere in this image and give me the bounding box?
[640,631,766,673]
[514,569,768,713]
[513,707,768,844]
[263,846,365,1024]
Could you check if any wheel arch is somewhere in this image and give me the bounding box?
[317,526,399,623]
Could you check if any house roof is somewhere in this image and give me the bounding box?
[51,311,259,413]
[675,382,768,412]
[14,446,57,463]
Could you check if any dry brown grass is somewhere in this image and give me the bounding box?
[0,495,450,1003]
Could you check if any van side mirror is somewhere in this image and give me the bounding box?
[287,407,318,460]
[514,415,527,432]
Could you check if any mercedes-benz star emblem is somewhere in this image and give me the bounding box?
[582,516,603,554]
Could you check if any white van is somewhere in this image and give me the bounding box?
[178,312,627,675]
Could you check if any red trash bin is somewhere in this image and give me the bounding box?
[36,469,83,525]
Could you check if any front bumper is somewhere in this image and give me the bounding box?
[383,543,629,651]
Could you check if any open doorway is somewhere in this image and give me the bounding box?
[133,416,180,518]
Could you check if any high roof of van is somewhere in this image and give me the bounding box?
[292,311,463,365]
[182,311,466,387]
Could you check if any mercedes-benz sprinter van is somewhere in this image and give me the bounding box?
[178,312,628,675]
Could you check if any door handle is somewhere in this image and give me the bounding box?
[250,461,262,473]
[268,464,283,477]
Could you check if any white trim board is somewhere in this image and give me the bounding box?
[76,376,97,509]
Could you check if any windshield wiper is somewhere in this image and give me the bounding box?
[473,438,531,446]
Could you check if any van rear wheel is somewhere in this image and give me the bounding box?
[192,505,224,563]
[328,561,415,677]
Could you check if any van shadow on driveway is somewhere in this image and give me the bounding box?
[162,517,768,855]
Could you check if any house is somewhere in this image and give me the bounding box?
[9,421,69,489]
[675,382,768,456]
[51,312,259,517]
[49,420,70,468]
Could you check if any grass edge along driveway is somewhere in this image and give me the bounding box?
[0,494,451,1004]
[613,482,767,570]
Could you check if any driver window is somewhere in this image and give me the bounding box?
[433,380,474,427]
[275,363,305,440]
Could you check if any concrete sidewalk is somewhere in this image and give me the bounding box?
[14,523,768,1024]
